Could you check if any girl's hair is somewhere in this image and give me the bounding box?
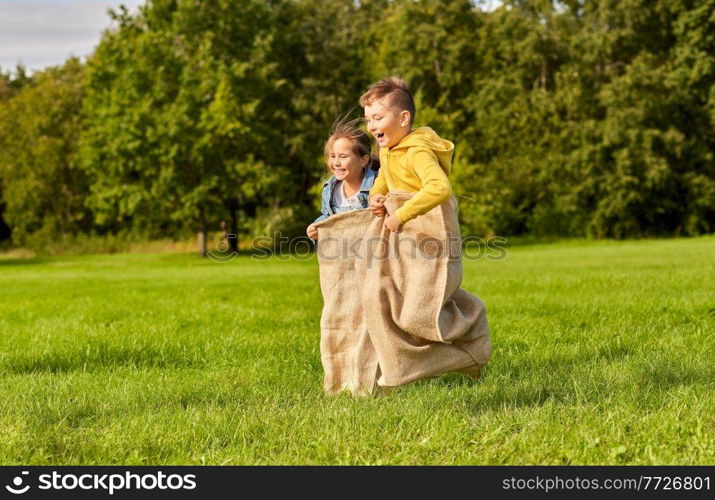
[324,116,380,173]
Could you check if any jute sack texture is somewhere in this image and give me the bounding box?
[315,191,491,395]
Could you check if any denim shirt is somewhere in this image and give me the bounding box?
[313,167,378,224]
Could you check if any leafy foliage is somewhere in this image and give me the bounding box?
[0,0,713,250]
[0,59,89,246]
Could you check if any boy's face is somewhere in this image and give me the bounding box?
[364,97,411,149]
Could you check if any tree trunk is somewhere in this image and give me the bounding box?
[0,209,10,242]
[197,209,207,258]
[229,205,238,253]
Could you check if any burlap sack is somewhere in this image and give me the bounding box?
[314,191,491,395]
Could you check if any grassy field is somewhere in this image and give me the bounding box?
[0,236,713,465]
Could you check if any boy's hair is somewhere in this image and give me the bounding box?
[359,76,416,126]
[324,116,379,173]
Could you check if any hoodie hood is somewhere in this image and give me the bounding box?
[390,126,454,174]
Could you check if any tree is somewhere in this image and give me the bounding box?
[3,0,713,248]
[0,64,33,243]
[80,0,302,255]
[0,58,89,247]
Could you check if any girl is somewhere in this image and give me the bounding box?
[306,120,379,240]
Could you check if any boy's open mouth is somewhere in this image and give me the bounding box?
[376,133,384,140]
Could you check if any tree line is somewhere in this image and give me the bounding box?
[0,0,713,255]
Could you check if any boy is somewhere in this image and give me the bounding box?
[360,76,454,231]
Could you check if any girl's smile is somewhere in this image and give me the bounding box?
[330,137,368,184]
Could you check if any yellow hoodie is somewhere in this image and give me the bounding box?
[369,126,454,224]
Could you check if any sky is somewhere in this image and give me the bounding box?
[0,0,145,72]
[0,0,504,73]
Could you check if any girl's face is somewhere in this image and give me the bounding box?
[329,137,368,183]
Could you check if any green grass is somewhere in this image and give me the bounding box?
[0,236,713,465]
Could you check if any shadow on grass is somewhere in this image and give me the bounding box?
[1,343,208,374]
[0,257,48,266]
[413,372,480,389]
[545,342,634,369]
[409,370,560,410]
[637,362,713,390]
[158,249,262,261]
[410,348,715,413]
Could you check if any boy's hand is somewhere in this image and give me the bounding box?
[384,214,403,233]
[369,195,386,216]
[307,224,318,240]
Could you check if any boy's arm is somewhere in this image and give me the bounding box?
[394,148,452,224]
[368,169,388,199]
